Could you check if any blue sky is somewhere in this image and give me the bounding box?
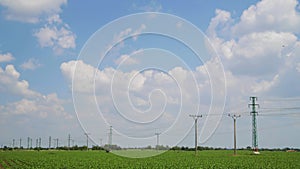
[0,0,300,152]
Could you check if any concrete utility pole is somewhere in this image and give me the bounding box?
[12,139,15,149]
[38,137,41,148]
[228,114,241,155]
[100,138,103,147]
[27,137,30,149]
[49,136,51,149]
[189,114,202,156]
[249,96,260,154]
[19,138,22,148]
[53,138,59,148]
[155,132,161,149]
[84,133,90,150]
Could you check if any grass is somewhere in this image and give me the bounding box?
[0,150,299,168]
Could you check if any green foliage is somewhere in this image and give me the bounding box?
[0,150,299,168]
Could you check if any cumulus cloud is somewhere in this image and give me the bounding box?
[0,52,14,62]
[132,24,146,41]
[114,50,143,66]
[34,14,76,54]
[0,0,67,23]
[232,0,300,36]
[132,1,162,12]
[0,64,72,122]
[60,58,226,145]
[20,58,42,70]
[0,1,76,55]
[114,54,139,66]
[206,0,300,98]
[207,9,232,38]
[2,93,71,119]
[0,65,39,97]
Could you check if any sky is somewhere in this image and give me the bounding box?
[0,0,300,153]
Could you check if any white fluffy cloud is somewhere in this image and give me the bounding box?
[207,9,232,38]
[61,60,202,103]
[0,0,67,23]
[0,65,39,97]
[114,54,139,65]
[2,93,71,119]
[0,52,14,62]
[114,50,143,66]
[232,0,300,36]
[34,14,76,54]
[60,58,226,146]
[0,1,76,55]
[0,64,72,119]
[20,58,42,70]
[207,0,300,98]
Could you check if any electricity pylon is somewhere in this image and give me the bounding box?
[249,96,260,154]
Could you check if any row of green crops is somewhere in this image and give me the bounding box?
[0,150,299,168]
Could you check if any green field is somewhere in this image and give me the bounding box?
[0,150,299,168]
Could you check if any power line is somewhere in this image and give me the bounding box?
[259,112,300,117]
[261,97,300,102]
[260,107,300,111]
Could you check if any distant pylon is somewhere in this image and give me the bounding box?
[108,126,112,149]
[68,134,71,150]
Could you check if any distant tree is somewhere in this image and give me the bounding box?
[92,146,104,150]
[171,146,181,151]
[103,144,121,150]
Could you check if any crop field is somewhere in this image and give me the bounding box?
[0,150,299,168]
